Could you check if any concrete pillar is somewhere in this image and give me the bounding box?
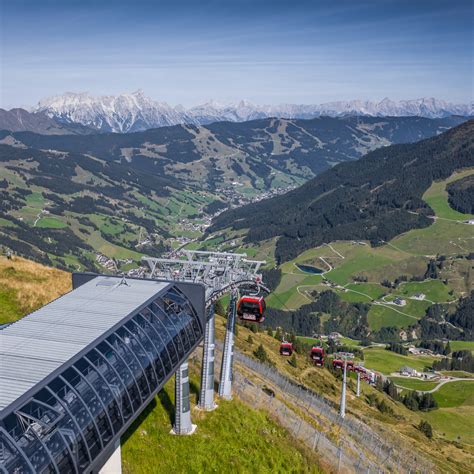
[199,303,217,410]
[339,360,347,419]
[356,371,361,397]
[172,360,196,435]
[99,440,121,474]
[218,291,237,400]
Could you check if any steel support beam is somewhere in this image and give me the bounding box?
[172,360,196,435]
[339,361,347,419]
[356,371,361,398]
[218,292,237,400]
[198,304,217,410]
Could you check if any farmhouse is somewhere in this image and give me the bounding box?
[412,293,426,301]
[400,366,419,377]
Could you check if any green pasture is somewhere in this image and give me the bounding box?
[362,347,435,375]
[368,304,418,331]
[36,217,67,229]
[389,376,438,391]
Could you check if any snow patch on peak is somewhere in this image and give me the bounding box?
[34,92,473,133]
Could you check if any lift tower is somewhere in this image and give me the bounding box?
[143,250,267,431]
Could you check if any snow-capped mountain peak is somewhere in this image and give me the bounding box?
[33,92,473,133]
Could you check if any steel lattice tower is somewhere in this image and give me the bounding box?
[143,250,267,433]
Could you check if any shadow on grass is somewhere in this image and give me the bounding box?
[190,379,200,402]
[158,389,175,426]
[121,397,158,445]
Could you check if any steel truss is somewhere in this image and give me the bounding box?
[142,250,267,432]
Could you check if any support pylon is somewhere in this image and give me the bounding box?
[172,360,196,435]
[198,303,217,410]
[218,291,237,400]
[339,360,347,419]
[356,371,361,397]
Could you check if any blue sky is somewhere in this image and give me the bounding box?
[1,0,472,108]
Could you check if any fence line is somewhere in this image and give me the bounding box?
[216,342,435,473]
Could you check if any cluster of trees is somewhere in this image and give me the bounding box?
[379,379,437,412]
[447,175,474,214]
[402,391,438,412]
[416,292,474,341]
[386,343,408,355]
[203,200,227,215]
[260,268,282,292]
[210,121,473,262]
[448,292,474,339]
[433,350,474,373]
[263,291,369,339]
[418,340,451,355]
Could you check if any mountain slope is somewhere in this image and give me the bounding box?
[2,115,467,191]
[0,108,93,135]
[0,117,469,271]
[34,91,473,133]
[209,120,474,262]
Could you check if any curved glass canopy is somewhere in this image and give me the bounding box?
[0,286,203,473]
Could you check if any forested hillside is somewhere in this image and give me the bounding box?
[447,174,474,214]
[1,115,466,192]
[210,120,474,262]
[0,116,467,271]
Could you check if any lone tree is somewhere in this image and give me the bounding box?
[246,334,254,345]
[418,420,433,439]
[254,344,269,363]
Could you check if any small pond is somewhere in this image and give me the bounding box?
[296,264,324,274]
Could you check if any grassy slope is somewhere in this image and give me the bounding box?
[122,370,320,474]
[0,256,71,324]
[219,317,473,470]
[424,381,474,444]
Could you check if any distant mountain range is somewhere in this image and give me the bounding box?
[3,91,468,134]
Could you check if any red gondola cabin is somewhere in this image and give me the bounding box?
[237,296,266,323]
[310,346,324,366]
[280,342,293,356]
[332,359,344,370]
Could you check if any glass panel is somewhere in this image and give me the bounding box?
[62,367,113,445]
[139,310,175,371]
[122,323,158,391]
[41,431,74,473]
[99,341,142,413]
[86,349,133,423]
[74,358,123,435]
[48,377,102,460]
[110,330,150,400]
[37,388,90,470]
[1,413,53,474]
[133,315,167,382]
[148,305,181,364]
[165,288,197,346]
[0,430,34,473]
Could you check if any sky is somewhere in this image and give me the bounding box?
[1,0,473,109]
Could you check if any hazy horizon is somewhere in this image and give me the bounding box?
[1,0,473,109]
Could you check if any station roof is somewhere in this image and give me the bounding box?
[0,276,169,413]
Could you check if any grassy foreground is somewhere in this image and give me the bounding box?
[122,372,320,474]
